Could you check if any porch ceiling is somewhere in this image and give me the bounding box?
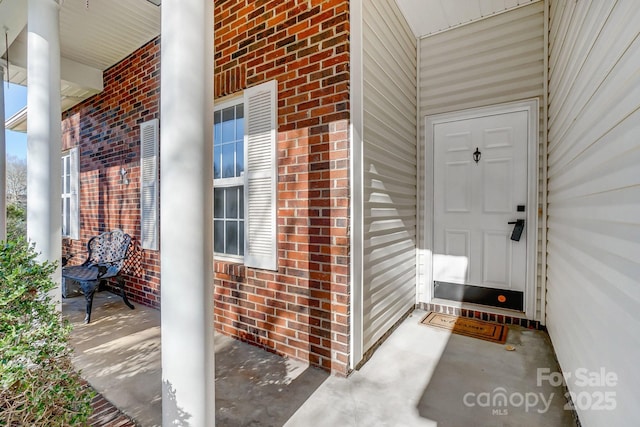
[58,0,161,71]
[1,0,160,129]
[395,0,539,38]
[0,0,543,129]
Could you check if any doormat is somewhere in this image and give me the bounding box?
[420,312,508,344]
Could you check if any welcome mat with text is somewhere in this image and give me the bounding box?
[420,312,508,344]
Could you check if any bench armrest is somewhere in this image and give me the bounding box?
[89,257,127,278]
[61,250,90,266]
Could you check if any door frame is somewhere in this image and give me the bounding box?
[422,99,539,319]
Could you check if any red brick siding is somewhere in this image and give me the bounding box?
[61,0,352,375]
[61,37,161,309]
[213,0,351,374]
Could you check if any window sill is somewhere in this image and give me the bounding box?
[214,260,245,279]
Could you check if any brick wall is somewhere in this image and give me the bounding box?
[61,0,352,375]
[213,0,351,374]
[61,37,161,309]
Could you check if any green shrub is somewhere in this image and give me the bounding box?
[6,204,26,242]
[0,239,94,426]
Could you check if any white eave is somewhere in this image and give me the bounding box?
[6,106,27,133]
[395,0,540,38]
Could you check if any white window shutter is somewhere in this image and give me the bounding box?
[69,147,80,240]
[244,80,278,270]
[140,119,159,250]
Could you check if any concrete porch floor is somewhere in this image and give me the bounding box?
[63,292,576,426]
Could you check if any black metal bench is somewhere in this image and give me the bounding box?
[62,229,134,323]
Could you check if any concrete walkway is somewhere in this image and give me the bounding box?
[64,292,161,426]
[64,292,576,426]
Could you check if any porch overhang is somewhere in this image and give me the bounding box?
[1,0,161,130]
[1,0,541,132]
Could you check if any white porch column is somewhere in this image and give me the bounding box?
[160,0,215,425]
[26,0,62,294]
[0,66,6,242]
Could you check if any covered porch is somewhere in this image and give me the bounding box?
[64,290,574,426]
[2,0,638,425]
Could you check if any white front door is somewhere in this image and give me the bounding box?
[431,106,533,311]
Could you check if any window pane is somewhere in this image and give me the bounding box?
[225,187,238,219]
[64,198,70,236]
[236,140,244,176]
[213,145,221,179]
[214,220,224,253]
[222,106,235,122]
[62,157,68,192]
[239,221,244,256]
[222,143,235,178]
[222,107,235,143]
[214,121,222,147]
[239,187,244,219]
[61,199,66,235]
[214,188,224,218]
[235,115,244,143]
[64,156,70,192]
[226,221,238,255]
[222,121,234,144]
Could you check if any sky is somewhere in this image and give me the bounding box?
[3,81,28,160]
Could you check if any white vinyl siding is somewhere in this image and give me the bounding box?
[547,1,640,425]
[140,119,159,250]
[61,147,79,239]
[418,2,546,320]
[243,80,278,271]
[362,0,417,351]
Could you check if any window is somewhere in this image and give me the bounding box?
[61,148,79,239]
[213,80,278,270]
[214,100,245,258]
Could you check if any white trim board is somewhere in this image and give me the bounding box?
[348,0,364,370]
